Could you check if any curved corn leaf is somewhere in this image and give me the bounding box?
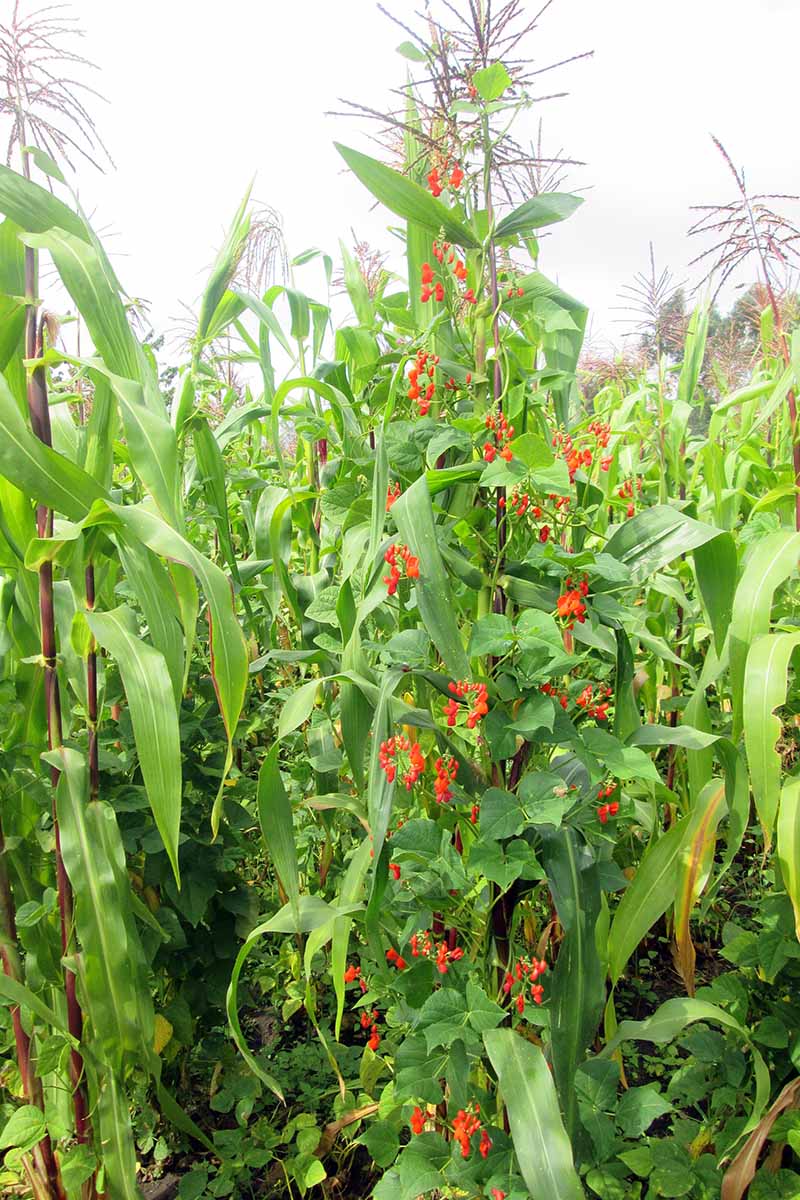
[484,1028,584,1200]
[495,192,583,240]
[605,505,722,583]
[729,530,800,739]
[599,996,769,1144]
[226,897,361,1100]
[83,500,247,837]
[0,372,105,519]
[0,163,87,239]
[329,837,372,1040]
[607,818,687,984]
[743,631,800,846]
[721,1077,800,1200]
[257,745,300,924]
[86,606,182,885]
[392,475,469,679]
[116,536,184,707]
[336,143,479,249]
[23,230,160,412]
[541,828,604,1144]
[673,779,727,995]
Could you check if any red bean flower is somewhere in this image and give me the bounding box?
[444,680,489,729]
[410,1106,425,1135]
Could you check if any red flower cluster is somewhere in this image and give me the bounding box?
[502,956,548,1013]
[407,347,438,414]
[359,1006,381,1051]
[491,1191,506,1200]
[410,1106,426,1135]
[598,799,620,823]
[427,159,464,196]
[553,429,592,482]
[385,947,407,970]
[445,370,472,392]
[444,680,489,729]
[433,755,458,803]
[410,929,465,974]
[499,488,530,517]
[601,455,613,472]
[618,477,641,518]
[431,240,476,304]
[344,963,361,984]
[388,861,401,881]
[540,681,569,710]
[452,1104,490,1159]
[576,683,612,721]
[483,411,514,462]
[379,734,425,789]
[383,543,420,594]
[505,284,525,298]
[556,575,589,629]
[386,481,401,511]
[588,418,610,448]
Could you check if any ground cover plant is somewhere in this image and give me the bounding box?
[2,2,800,1199]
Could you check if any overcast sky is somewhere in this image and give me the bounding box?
[10,0,800,351]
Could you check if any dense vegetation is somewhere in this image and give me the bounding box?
[2,4,800,1200]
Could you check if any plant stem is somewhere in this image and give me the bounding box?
[27,289,90,1142]
[0,818,64,1199]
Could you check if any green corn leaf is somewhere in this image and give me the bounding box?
[0,973,75,1036]
[599,996,769,1144]
[257,745,300,924]
[226,896,361,1100]
[484,1029,584,1200]
[23,230,160,411]
[83,501,247,835]
[51,747,155,1068]
[330,837,372,1040]
[742,632,800,847]
[196,186,252,343]
[694,530,738,656]
[192,417,239,580]
[116,536,185,706]
[777,778,800,941]
[366,669,404,884]
[86,606,182,884]
[392,475,470,679]
[94,1068,144,1200]
[605,505,722,583]
[0,163,87,239]
[0,372,105,520]
[495,193,583,240]
[729,530,800,740]
[335,143,479,249]
[607,818,688,984]
[94,367,181,527]
[541,828,604,1144]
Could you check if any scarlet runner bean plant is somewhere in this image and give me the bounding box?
[2,3,800,1200]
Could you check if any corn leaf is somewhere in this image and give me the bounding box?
[86,606,182,884]
[484,1029,584,1200]
[335,143,479,249]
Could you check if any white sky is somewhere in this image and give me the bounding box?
[11,0,800,351]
